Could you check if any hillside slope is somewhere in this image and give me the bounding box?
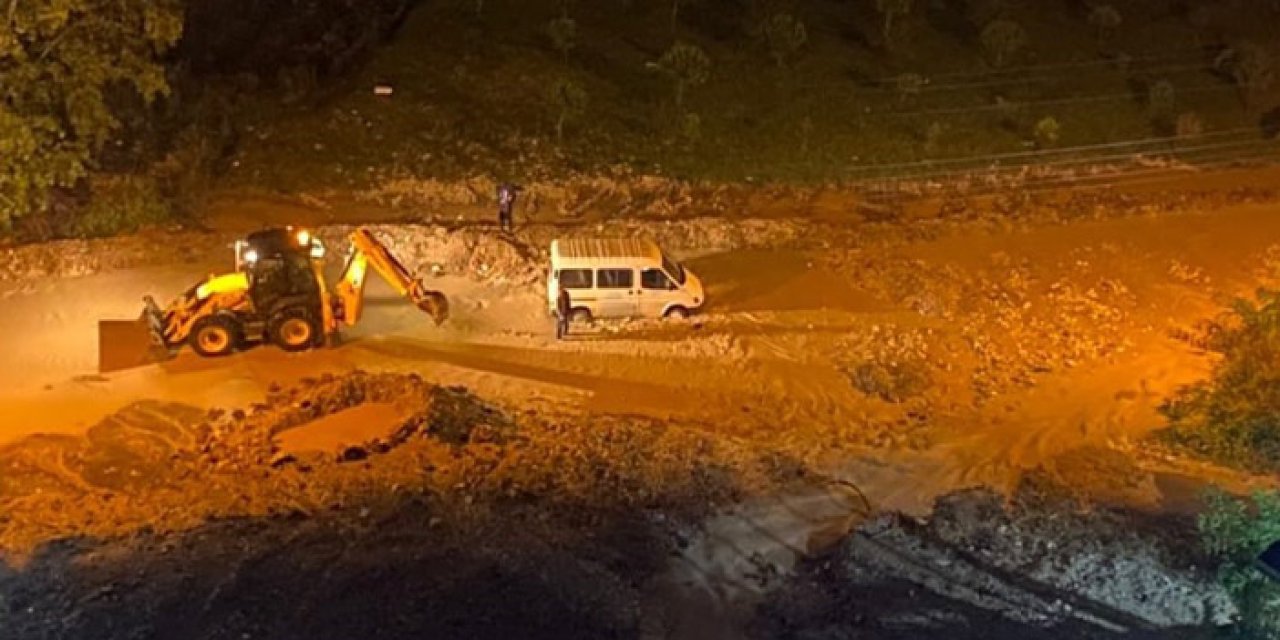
[225,0,1272,192]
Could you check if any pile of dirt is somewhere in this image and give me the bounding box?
[0,230,218,285]
[842,245,1141,404]
[756,479,1232,639]
[318,217,810,291]
[0,368,784,553]
[354,172,826,222]
[0,371,802,639]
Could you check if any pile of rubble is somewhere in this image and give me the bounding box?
[0,230,218,285]
[758,480,1233,638]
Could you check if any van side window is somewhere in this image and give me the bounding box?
[559,269,593,289]
[597,268,633,289]
[641,268,673,290]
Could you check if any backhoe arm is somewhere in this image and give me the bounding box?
[333,228,449,326]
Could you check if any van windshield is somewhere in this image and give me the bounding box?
[661,254,686,285]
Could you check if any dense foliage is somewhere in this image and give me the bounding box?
[0,0,183,229]
[1199,489,1280,635]
[1161,289,1280,471]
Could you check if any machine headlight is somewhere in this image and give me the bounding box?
[295,229,311,247]
[243,249,259,264]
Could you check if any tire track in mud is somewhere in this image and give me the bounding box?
[0,401,207,498]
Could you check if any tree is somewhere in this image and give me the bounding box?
[875,0,914,47]
[547,77,588,142]
[1216,43,1276,110]
[760,13,807,69]
[1087,5,1122,50]
[546,17,577,64]
[1147,79,1176,131]
[650,41,710,112]
[0,0,184,228]
[981,19,1027,68]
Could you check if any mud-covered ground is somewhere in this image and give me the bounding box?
[4,172,1280,638]
[756,479,1228,640]
[0,373,786,639]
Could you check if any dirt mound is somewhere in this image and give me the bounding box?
[317,217,809,292]
[0,371,800,639]
[319,224,543,286]
[355,173,826,222]
[0,230,219,285]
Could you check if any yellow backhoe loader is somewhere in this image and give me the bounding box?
[98,226,448,372]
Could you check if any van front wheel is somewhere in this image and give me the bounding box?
[664,306,690,320]
[569,308,593,324]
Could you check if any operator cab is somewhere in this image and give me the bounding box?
[228,227,329,351]
[234,227,325,271]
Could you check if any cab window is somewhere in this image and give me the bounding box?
[559,269,593,289]
[597,268,634,289]
[641,268,674,290]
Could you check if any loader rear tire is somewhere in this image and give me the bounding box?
[268,307,321,353]
[190,315,241,358]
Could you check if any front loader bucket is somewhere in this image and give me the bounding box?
[98,318,170,373]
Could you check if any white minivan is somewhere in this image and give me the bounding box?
[547,238,705,320]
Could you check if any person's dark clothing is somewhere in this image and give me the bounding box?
[498,183,520,232]
[555,287,571,339]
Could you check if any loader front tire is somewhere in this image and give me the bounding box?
[190,315,241,358]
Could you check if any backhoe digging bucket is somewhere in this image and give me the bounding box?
[98,303,171,373]
[416,290,450,326]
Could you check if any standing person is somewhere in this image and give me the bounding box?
[555,284,572,340]
[497,183,521,233]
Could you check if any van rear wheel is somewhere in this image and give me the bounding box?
[569,308,592,323]
[664,306,690,320]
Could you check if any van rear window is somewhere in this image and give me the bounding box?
[597,269,633,289]
[559,269,593,289]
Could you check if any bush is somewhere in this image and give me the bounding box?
[73,175,172,238]
[1088,5,1122,50]
[1033,116,1061,148]
[1160,289,1280,471]
[1147,80,1176,131]
[1199,489,1280,635]
[1176,111,1205,140]
[896,73,927,104]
